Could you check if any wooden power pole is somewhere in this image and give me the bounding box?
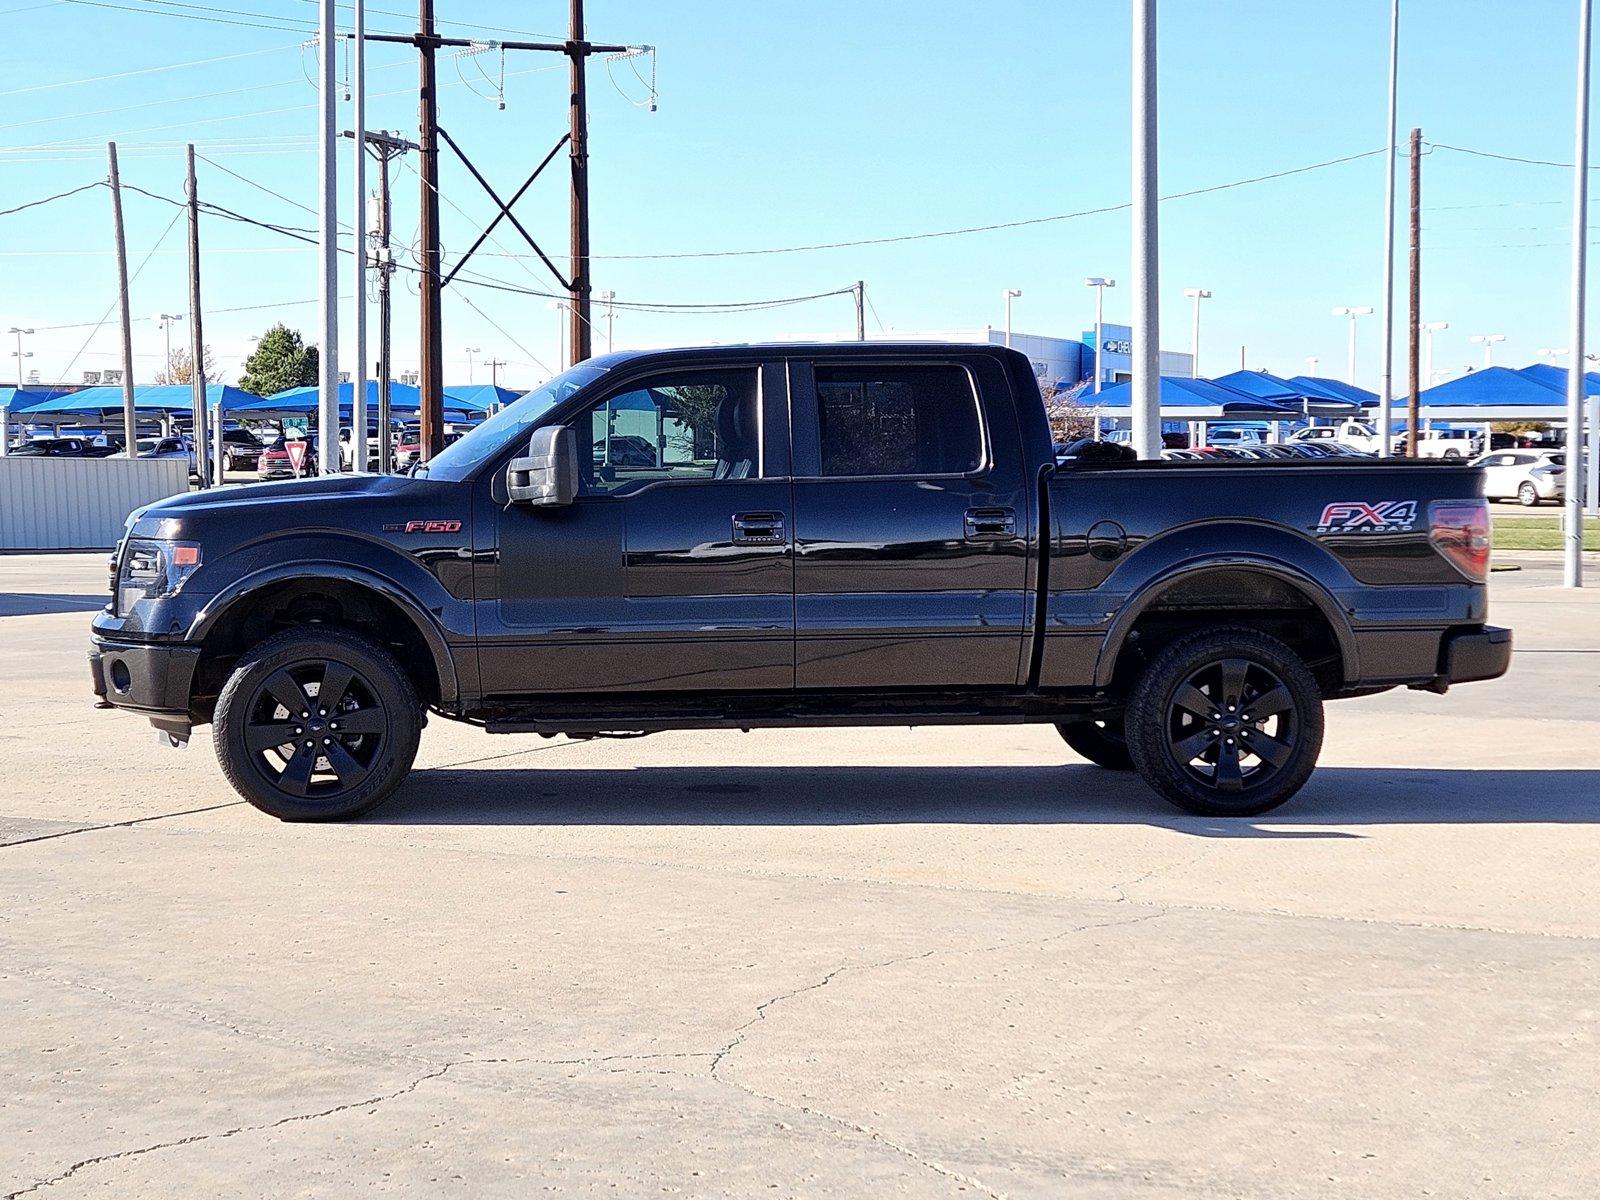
[107,142,136,455]
[1407,126,1422,457]
[568,0,592,364]
[417,0,445,462]
[185,144,209,486]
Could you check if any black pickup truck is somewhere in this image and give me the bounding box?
[90,343,1510,821]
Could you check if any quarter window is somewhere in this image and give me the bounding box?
[576,369,760,496]
[813,364,983,477]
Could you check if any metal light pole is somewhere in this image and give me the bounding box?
[1377,0,1401,456]
[1566,0,1592,584]
[1003,288,1022,349]
[351,0,367,473]
[156,313,184,382]
[464,346,481,384]
[316,0,340,473]
[1130,0,1162,460]
[1086,277,1115,394]
[1469,334,1506,368]
[1332,307,1374,386]
[1184,287,1211,378]
[2,326,31,458]
[1423,322,1449,393]
[1306,356,1319,376]
[598,290,616,353]
[549,300,567,372]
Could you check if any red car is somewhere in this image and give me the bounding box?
[257,435,319,480]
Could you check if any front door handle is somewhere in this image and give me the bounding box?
[964,506,1017,540]
[732,511,785,544]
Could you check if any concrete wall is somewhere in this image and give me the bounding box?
[0,457,189,550]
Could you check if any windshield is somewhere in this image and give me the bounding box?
[417,361,611,482]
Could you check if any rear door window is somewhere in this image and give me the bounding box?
[812,364,984,477]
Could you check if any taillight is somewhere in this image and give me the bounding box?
[1430,500,1490,581]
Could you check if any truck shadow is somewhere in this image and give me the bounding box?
[374,765,1600,836]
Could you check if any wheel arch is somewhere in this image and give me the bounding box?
[1094,555,1359,692]
[187,561,459,713]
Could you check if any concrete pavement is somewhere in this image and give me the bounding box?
[1,551,1597,1198]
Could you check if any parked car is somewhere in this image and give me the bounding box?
[220,427,265,472]
[1472,449,1565,506]
[1289,420,1382,454]
[91,343,1510,824]
[1401,429,1479,459]
[257,434,319,480]
[390,427,464,473]
[137,435,193,464]
[1204,426,1266,448]
[10,436,120,458]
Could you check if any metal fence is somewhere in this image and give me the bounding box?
[0,457,189,550]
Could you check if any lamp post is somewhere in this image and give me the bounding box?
[1085,277,1115,394]
[548,301,567,372]
[2,326,31,459]
[464,346,481,384]
[598,289,617,353]
[1305,356,1319,375]
[1422,321,1449,393]
[1331,306,1374,385]
[156,313,184,382]
[1469,334,1506,368]
[1003,288,1022,349]
[1183,288,1211,378]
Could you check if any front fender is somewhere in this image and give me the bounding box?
[188,557,461,705]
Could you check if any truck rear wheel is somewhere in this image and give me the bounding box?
[213,626,421,821]
[1125,628,1324,818]
[1056,719,1134,770]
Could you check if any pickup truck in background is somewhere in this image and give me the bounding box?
[90,343,1510,822]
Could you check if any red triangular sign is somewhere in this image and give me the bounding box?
[286,440,307,473]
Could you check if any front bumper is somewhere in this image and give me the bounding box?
[89,635,202,736]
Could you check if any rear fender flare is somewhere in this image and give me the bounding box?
[188,560,459,704]
[1093,555,1359,689]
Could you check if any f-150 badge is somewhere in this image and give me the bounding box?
[1315,501,1418,533]
[382,519,462,534]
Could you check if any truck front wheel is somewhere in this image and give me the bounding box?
[213,626,421,821]
[1056,719,1134,770]
[1124,628,1324,818]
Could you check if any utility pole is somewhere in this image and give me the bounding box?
[1566,0,1592,585]
[417,0,445,462]
[1406,126,1422,457]
[317,0,340,474]
[185,145,209,487]
[107,142,136,456]
[349,129,414,474]
[1377,0,1400,456]
[854,280,867,341]
[351,0,367,473]
[568,0,593,363]
[487,358,506,388]
[1130,0,1162,459]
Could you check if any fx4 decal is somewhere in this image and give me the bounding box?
[382,519,463,534]
[1315,500,1419,534]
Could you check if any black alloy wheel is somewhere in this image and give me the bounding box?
[214,627,420,820]
[1126,628,1324,817]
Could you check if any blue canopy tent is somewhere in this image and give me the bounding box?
[1210,370,1365,418]
[1288,376,1379,407]
[236,381,424,414]
[1090,376,1301,417]
[20,384,253,416]
[1377,367,1570,422]
[1515,363,1600,396]
[2,386,72,413]
[444,383,519,412]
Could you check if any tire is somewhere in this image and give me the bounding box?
[1518,482,1540,507]
[1444,448,1461,459]
[213,626,421,821]
[1124,627,1324,818]
[1057,718,1134,770]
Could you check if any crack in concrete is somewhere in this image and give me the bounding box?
[0,801,245,850]
[1108,846,1216,904]
[705,911,1167,1200]
[3,1060,459,1199]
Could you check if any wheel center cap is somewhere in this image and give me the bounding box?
[309,719,326,733]
[1220,717,1240,732]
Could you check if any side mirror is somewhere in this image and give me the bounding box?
[506,425,579,506]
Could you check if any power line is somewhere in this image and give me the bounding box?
[0,179,102,218]
[1428,141,1600,170]
[0,44,293,98]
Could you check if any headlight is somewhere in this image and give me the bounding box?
[117,539,202,616]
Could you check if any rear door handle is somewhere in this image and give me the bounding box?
[965,506,1017,540]
[732,511,785,544]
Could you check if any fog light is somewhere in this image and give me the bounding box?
[109,659,131,694]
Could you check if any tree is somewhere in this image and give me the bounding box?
[1042,378,1098,442]
[155,344,219,386]
[238,323,318,396]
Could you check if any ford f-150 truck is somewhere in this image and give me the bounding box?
[90,343,1510,822]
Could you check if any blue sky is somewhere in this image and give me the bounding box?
[1,0,1596,391]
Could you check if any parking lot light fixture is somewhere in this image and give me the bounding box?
[1470,333,1507,368]
[1331,307,1375,386]
[1003,288,1022,349]
[1183,288,1212,378]
[1085,277,1115,394]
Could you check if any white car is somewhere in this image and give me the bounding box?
[1289,420,1382,454]
[1204,426,1266,448]
[1473,449,1565,506]
[1406,429,1479,459]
